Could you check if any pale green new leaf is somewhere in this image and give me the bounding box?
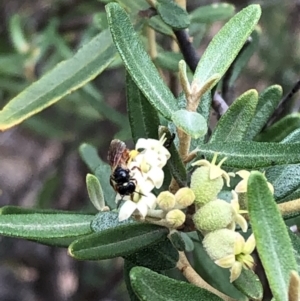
[0,29,117,131]
[172,109,207,139]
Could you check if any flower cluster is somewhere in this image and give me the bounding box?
[118,135,171,221]
[190,153,255,282]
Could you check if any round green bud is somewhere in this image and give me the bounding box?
[193,200,234,232]
[174,187,195,209]
[166,209,186,228]
[156,191,176,211]
[203,229,237,261]
[190,166,224,206]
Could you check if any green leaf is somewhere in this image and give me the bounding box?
[0,213,93,239]
[193,5,261,93]
[31,235,88,248]
[106,3,178,120]
[193,236,246,300]
[232,269,263,301]
[288,229,300,274]
[210,89,258,143]
[169,231,185,251]
[229,28,260,87]
[247,171,297,301]
[126,72,160,143]
[124,260,140,301]
[130,266,224,301]
[281,128,300,143]
[125,238,179,271]
[154,52,184,72]
[255,114,300,142]
[0,29,117,131]
[69,223,168,260]
[148,16,174,37]
[190,3,235,24]
[79,143,116,209]
[172,110,207,139]
[265,164,300,202]
[156,0,190,29]
[0,206,89,215]
[245,85,283,140]
[86,174,105,211]
[159,127,187,186]
[197,141,300,168]
[91,211,136,232]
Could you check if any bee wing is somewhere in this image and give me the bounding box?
[107,139,127,169]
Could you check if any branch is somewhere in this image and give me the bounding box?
[176,252,236,301]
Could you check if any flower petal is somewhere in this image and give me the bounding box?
[215,254,235,268]
[147,166,164,188]
[118,200,137,221]
[243,234,256,254]
[136,201,148,218]
[230,261,243,282]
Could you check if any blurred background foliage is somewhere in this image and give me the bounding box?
[0,0,299,300]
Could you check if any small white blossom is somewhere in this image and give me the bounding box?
[118,192,156,221]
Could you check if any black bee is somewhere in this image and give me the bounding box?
[107,140,136,196]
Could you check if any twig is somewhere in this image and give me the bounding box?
[212,92,229,119]
[174,29,200,73]
[176,252,236,301]
[278,198,300,217]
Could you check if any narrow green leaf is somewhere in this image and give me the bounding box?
[130,266,224,301]
[126,72,160,143]
[91,211,136,232]
[245,85,283,140]
[210,89,258,143]
[190,3,235,24]
[125,238,179,271]
[0,30,117,131]
[193,5,261,93]
[124,260,140,301]
[69,223,168,260]
[265,164,300,202]
[86,174,105,211]
[255,114,300,142]
[148,16,174,37]
[169,231,185,251]
[247,171,297,301]
[281,128,300,143]
[229,28,260,87]
[197,141,300,168]
[106,3,178,120]
[172,110,207,139]
[154,52,183,72]
[160,127,187,186]
[0,206,91,215]
[79,143,116,209]
[31,235,88,248]
[0,213,93,239]
[156,0,190,29]
[233,269,263,301]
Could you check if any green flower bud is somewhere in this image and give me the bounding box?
[193,199,234,232]
[165,209,185,228]
[156,191,176,211]
[174,187,195,209]
[203,229,237,261]
[190,166,224,206]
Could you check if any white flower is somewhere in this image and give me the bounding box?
[118,192,156,221]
